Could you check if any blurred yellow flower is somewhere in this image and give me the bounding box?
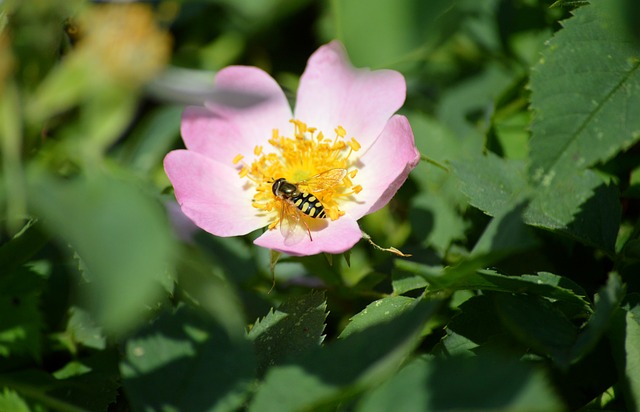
[73,4,171,86]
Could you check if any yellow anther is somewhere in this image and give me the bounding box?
[272,129,279,139]
[290,119,308,135]
[352,185,363,194]
[232,154,244,165]
[254,145,263,156]
[349,169,358,179]
[335,125,346,138]
[239,167,249,178]
[348,138,361,151]
[334,141,346,150]
[317,132,324,141]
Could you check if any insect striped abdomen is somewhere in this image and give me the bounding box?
[292,192,327,218]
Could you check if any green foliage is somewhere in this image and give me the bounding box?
[248,291,328,374]
[27,169,176,334]
[249,299,440,411]
[3,0,640,410]
[358,355,564,412]
[610,294,640,410]
[121,307,255,412]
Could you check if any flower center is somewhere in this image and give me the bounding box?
[234,119,362,231]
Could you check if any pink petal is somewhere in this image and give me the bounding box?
[181,66,292,165]
[295,41,406,151]
[346,115,419,220]
[254,214,362,256]
[164,150,267,236]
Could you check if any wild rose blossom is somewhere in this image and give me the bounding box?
[164,41,419,256]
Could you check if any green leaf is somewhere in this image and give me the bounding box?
[437,295,514,357]
[115,105,182,174]
[49,349,120,410]
[248,292,328,375]
[525,172,620,254]
[357,356,433,412]
[121,306,255,412]
[0,360,117,412]
[0,389,30,412]
[624,301,640,409]
[0,266,45,360]
[453,153,530,220]
[609,294,640,411]
[454,152,620,253]
[570,273,625,362]
[334,0,455,69]
[339,296,416,339]
[396,262,591,311]
[492,108,531,160]
[416,202,536,286]
[64,306,106,350]
[470,201,537,256]
[249,298,441,412]
[358,354,563,412]
[495,293,577,368]
[409,191,467,255]
[438,64,516,140]
[392,270,428,295]
[27,169,176,334]
[529,0,640,182]
[0,219,48,274]
[482,0,635,250]
[176,245,247,339]
[407,113,471,254]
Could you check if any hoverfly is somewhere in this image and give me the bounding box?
[271,168,347,245]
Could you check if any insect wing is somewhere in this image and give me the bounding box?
[279,200,306,246]
[298,168,347,193]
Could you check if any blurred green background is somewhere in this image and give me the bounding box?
[2,0,640,410]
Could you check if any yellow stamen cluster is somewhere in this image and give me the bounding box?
[236,120,362,230]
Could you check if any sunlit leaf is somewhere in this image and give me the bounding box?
[529,0,640,182]
[339,296,416,338]
[392,270,428,295]
[0,389,30,412]
[64,306,106,350]
[454,152,619,252]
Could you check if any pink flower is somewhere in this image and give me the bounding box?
[164,41,419,256]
